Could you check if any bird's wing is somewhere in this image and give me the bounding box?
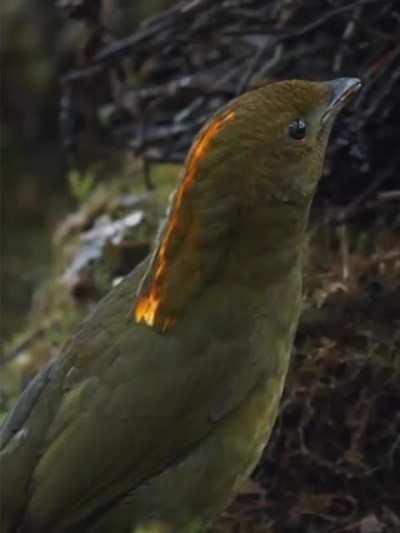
[0,260,262,532]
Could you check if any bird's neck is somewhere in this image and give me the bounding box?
[133,186,309,333]
[224,202,309,291]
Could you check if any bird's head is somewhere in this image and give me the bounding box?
[134,78,361,331]
[189,78,362,209]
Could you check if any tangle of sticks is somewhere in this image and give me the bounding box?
[58,0,400,222]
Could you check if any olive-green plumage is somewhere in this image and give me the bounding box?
[0,78,360,533]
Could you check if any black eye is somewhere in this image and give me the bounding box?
[288,118,307,140]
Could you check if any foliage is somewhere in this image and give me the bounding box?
[68,169,96,201]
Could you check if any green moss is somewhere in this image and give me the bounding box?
[2,164,179,407]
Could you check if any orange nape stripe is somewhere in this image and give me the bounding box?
[134,110,236,331]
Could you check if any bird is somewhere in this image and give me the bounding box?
[0,77,361,533]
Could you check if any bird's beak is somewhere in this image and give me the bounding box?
[322,78,362,124]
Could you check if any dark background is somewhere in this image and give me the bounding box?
[1,0,175,340]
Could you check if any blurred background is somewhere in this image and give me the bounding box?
[2,0,176,341]
[2,1,400,531]
[2,0,399,341]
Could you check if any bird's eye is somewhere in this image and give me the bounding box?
[288,118,307,140]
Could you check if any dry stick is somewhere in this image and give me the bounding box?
[331,168,394,226]
[339,225,350,283]
[58,0,399,222]
[228,0,394,94]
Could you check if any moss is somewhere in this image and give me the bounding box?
[1,164,179,407]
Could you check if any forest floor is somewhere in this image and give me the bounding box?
[220,226,400,532]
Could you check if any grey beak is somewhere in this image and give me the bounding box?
[322,78,362,124]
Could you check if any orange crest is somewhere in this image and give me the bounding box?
[134,110,235,332]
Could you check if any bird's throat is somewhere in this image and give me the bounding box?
[134,192,309,333]
[224,201,309,290]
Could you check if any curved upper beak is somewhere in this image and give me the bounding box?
[322,78,362,124]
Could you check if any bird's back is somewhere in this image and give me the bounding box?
[1,258,270,532]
